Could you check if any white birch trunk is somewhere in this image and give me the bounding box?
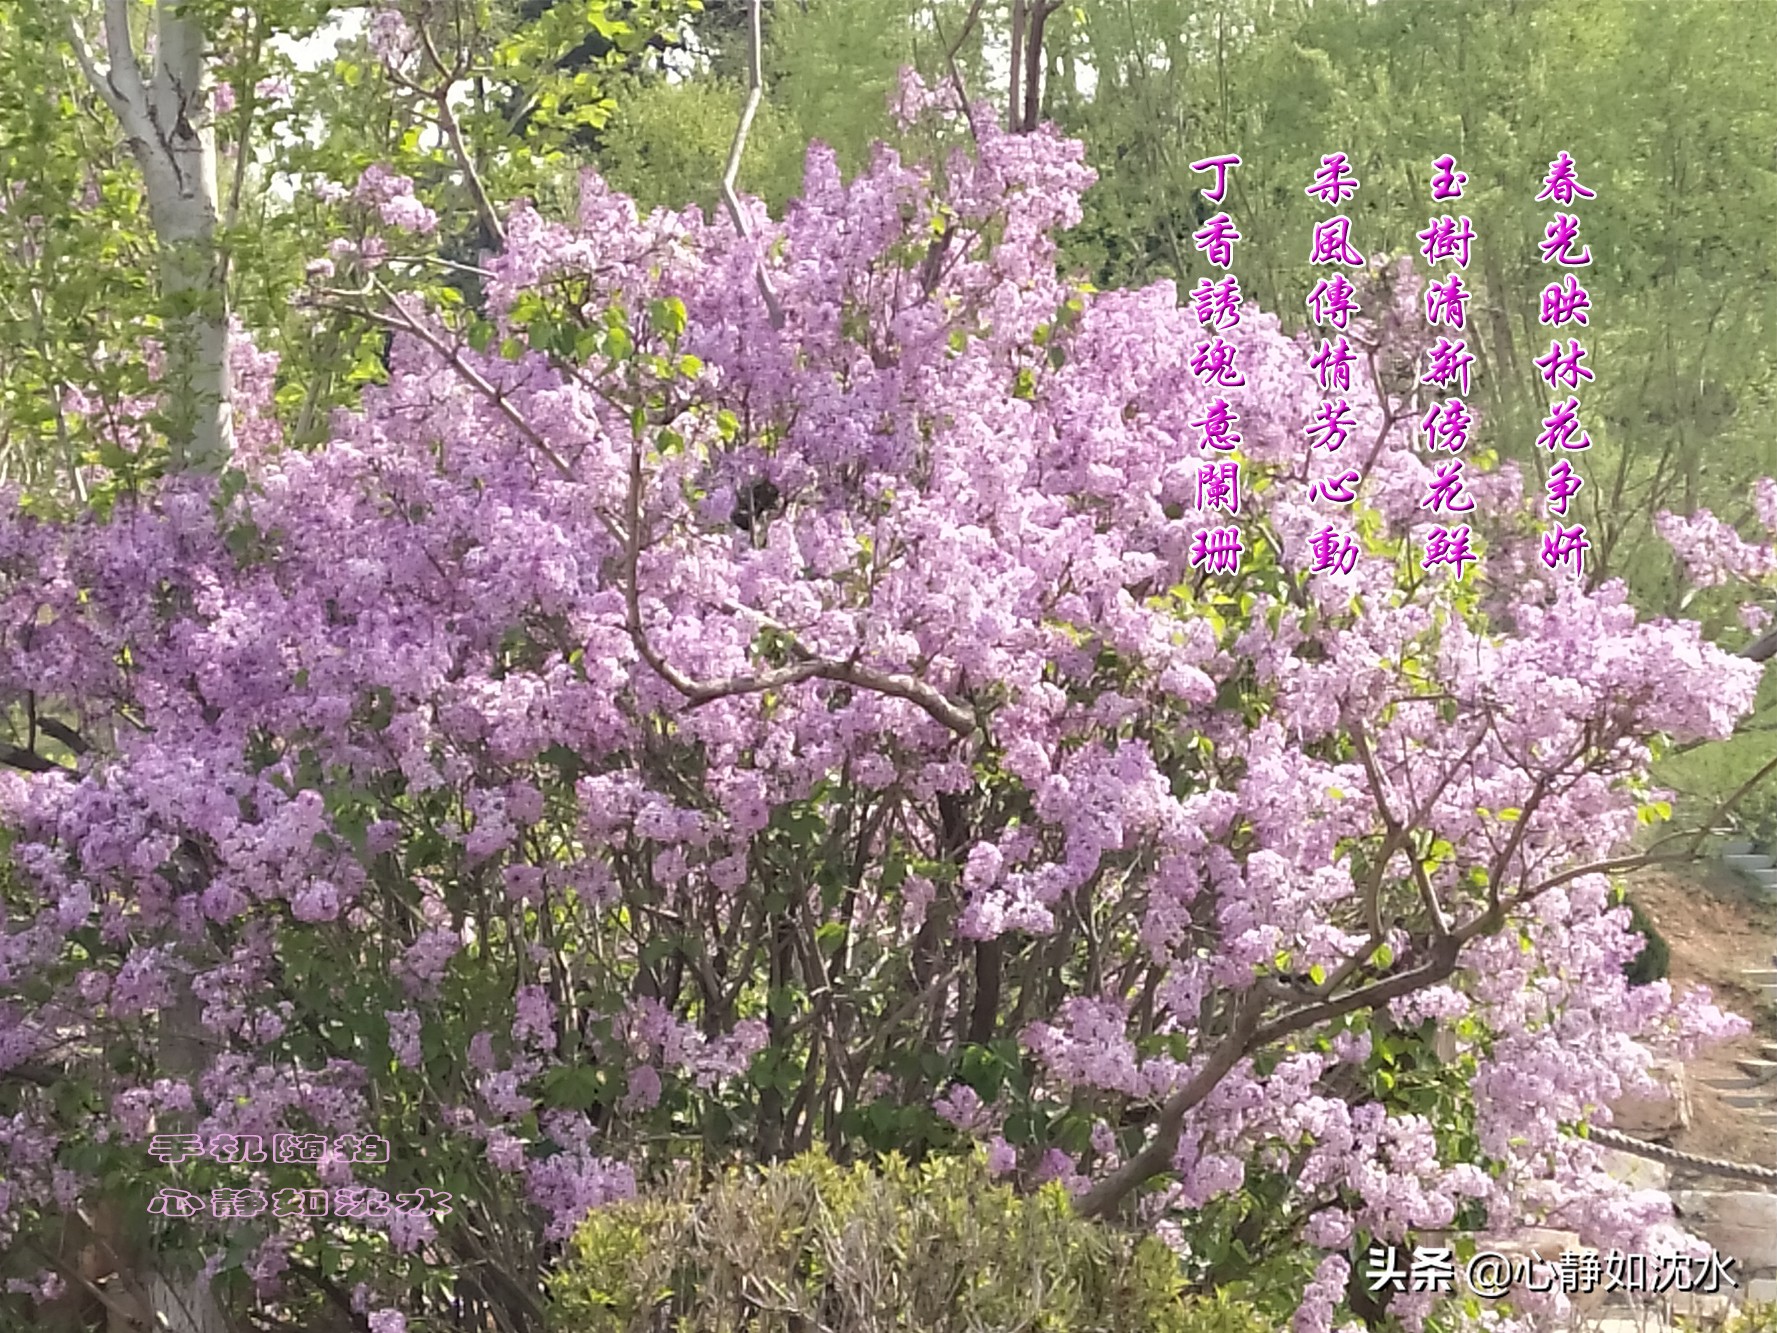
[68,0,234,474]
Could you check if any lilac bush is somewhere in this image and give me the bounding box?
[0,75,1757,1329]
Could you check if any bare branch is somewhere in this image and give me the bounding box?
[1698,737,1777,832]
[1742,624,1777,662]
[37,718,90,755]
[929,0,985,141]
[316,284,583,491]
[1006,0,1026,131]
[1020,0,1063,132]
[720,0,785,329]
[61,7,128,119]
[1348,717,1406,941]
[413,21,505,247]
[0,743,75,776]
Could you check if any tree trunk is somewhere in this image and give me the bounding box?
[1020,0,1052,132]
[137,0,233,472]
[70,0,234,474]
[1007,0,1026,132]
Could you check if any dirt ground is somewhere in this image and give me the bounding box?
[1625,865,1777,1170]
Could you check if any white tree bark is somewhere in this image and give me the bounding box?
[67,0,234,473]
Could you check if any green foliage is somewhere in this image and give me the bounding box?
[550,1150,1273,1333]
[0,0,702,490]
[1682,1295,1777,1333]
[0,3,159,492]
[595,76,802,214]
[763,0,924,177]
[1621,893,1671,987]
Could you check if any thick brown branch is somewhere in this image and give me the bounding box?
[1742,624,1777,662]
[0,743,73,776]
[1076,993,1265,1219]
[37,717,91,755]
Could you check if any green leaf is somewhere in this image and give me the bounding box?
[648,297,687,339]
[544,1065,602,1110]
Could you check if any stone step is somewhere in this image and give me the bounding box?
[1744,968,1777,986]
[1669,1291,1734,1319]
[1749,1276,1777,1305]
[1736,1057,1777,1083]
[1722,837,1757,856]
[1701,1072,1765,1092]
[1717,1089,1776,1110]
[1723,853,1775,872]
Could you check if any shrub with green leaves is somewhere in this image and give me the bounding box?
[548,1149,1272,1333]
[1615,890,1672,987]
[1680,1295,1777,1333]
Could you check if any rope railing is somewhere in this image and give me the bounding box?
[1581,1125,1777,1188]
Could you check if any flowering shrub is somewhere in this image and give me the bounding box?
[0,74,1760,1330]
